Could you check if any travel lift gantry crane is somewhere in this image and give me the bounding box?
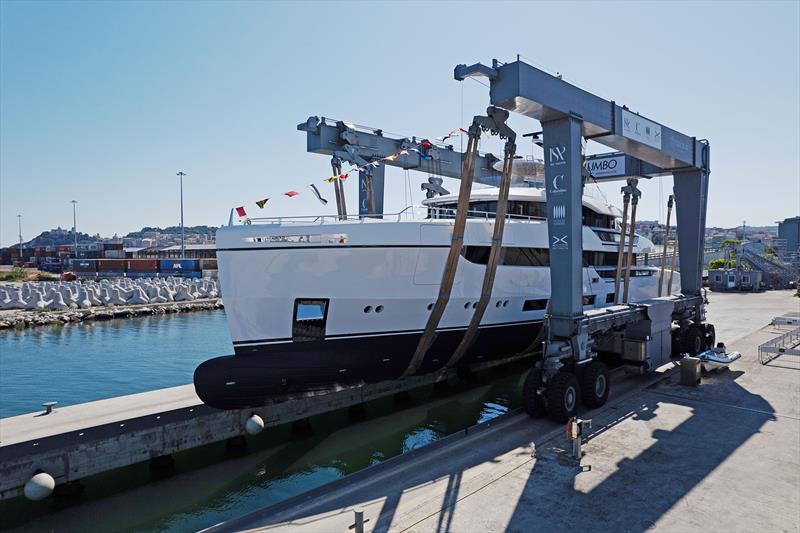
[298,57,718,423]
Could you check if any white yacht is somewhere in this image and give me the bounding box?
[194,184,677,408]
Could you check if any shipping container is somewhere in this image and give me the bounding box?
[159,259,200,272]
[199,258,218,270]
[126,271,158,279]
[103,249,125,259]
[202,269,219,279]
[97,259,127,271]
[104,242,124,250]
[57,245,71,253]
[126,259,159,271]
[71,259,98,272]
[97,271,125,278]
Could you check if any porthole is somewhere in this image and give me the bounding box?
[427,303,434,311]
[464,302,471,309]
[496,301,502,308]
[375,305,384,313]
[503,300,509,307]
[472,302,477,309]
[363,305,372,313]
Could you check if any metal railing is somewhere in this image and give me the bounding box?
[239,205,545,226]
[758,326,800,365]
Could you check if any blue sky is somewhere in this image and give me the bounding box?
[1,0,798,246]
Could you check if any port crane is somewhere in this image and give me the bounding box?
[297,57,719,422]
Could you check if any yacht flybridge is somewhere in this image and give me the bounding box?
[194,181,676,408]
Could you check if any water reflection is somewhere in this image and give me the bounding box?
[1,365,526,532]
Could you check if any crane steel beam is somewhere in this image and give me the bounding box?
[456,59,709,174]
[297,116,504,186]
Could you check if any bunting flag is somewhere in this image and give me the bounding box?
[235,206,247,217]
[324,173,349,183]
[411,148,433,160]
[436,130,459,142]
[284,191,299,197]
[307,184,328,205]
[255,198,269,209]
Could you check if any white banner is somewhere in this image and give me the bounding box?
[585,154,626,178]
[622,110,662,150]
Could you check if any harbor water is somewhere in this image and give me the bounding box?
[0,310,526,531]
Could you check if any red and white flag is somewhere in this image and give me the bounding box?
[284,191,299,197]
[235,206,247,217]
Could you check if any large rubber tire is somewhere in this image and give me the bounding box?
[681,325,705,356]
[522,368,546,418]
[579,361,610,408]
[546,371,580,423]
[703,323,716,351]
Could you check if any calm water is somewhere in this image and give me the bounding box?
[0,311,232,418]
[0,311,526,532]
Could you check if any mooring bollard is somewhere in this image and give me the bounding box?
[42,401,57,415]
[348,508,369,533]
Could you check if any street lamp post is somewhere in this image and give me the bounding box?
[176,171,187,259]
[17,214,23,264]
[71,200,78,256]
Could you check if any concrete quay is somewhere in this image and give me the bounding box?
[0,352,531,501]
[207,291,800,532]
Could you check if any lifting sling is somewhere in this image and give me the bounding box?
[444,135,516,369]
[402,107,514,378]
[657,195,674,296]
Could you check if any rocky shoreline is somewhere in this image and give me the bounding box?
[0,298,224,330]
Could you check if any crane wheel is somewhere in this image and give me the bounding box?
[579,361,610,408]
[681,325,705,356]
[546,371,579,423]
[522,368,546,418]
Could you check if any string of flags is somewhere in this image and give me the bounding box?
[233,125,472,217]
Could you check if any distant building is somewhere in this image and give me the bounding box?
[708,269,763,292]
[135,244,216,259]
[777,216,800,264]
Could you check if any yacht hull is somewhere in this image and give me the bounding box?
[194,320,542,409]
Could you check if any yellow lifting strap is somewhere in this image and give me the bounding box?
[400,131,480,378]
[444,139,516,369]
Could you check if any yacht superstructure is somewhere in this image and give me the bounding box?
[194,186,677,408]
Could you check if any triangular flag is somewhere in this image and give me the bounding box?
[255,198,269,209]
[235,206,247,217]
[307,184,328,206]
[324,176,338,183]
[339,173,349,180]
[284,191,299,197]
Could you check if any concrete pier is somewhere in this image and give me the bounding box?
[202,290,800,532]
[0,353,531,500]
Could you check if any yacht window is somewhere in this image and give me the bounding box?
[462,246,633,269]
[293,299,329,342]
[523,299,548,311]
[583,295,596,306]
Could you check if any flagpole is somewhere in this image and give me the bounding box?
[71,200,78,254]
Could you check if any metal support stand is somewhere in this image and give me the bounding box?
[567,417,592,460]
